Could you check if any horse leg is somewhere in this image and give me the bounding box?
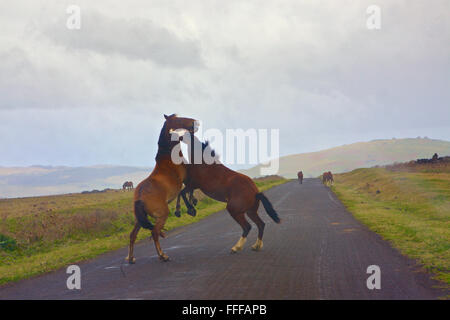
[174,193,182,217]
[246,210,265,251]
[229,211,252,253]
[152,213,170,261]
[125,222,141,264]
[180,188,196,216]
[189,191,198,206]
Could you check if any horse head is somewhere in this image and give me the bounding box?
[157,114,199,153]
[164,114,199,136]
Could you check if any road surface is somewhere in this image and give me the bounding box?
[0,179,447,299]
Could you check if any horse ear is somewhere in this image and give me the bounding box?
[164,114,177,120]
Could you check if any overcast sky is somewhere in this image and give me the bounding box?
[0,0,449,168]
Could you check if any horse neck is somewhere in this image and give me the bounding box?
[155,144,185,163]
[155,123,184,162]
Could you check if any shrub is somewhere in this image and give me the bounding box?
[0,234,17,251]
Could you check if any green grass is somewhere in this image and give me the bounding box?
[331,166,450,286]
[0,176,287,285]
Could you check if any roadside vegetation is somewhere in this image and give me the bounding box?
[331,160,450,286]
[0,176,287,285]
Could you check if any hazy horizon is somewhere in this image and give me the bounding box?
[1,136,449,198]
[0,136,449,170]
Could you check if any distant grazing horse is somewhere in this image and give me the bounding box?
[175,136,281,253]
[126,114,198,263]
[122,181,134,190]
[297,171,303,184]
[322,171,334,185]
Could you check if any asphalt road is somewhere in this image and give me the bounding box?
[0,179,447,299]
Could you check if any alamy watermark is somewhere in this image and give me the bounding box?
[66,5,81,30]
[170,125,280,176]
[66,265,81,290]
[366,265,381,290]
[366,5,381,30]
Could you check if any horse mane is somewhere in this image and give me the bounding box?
[202,140,216,158]
[155,122,172,160]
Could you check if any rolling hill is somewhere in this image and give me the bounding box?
[241,138,450,178]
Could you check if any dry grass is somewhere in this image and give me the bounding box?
[0,189,132,219]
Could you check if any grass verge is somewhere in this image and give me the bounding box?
[331,167,449,287]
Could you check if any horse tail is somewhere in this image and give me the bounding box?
[134,200,154,230]
[255,192,281,224]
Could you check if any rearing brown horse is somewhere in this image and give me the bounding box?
[126,114,198,263]
[176,136,281,253]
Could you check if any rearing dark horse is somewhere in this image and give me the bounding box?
[176,135,281,252]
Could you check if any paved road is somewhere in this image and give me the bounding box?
[0,179,447,299]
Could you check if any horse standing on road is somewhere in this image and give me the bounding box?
[327,171,334,185]
[175,136,281,253]
[322,171,334,185]
[297,171,303,184]
[126,114,199,263]
[322,172,328,184]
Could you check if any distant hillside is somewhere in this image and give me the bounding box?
[242,138,450,178]
[0,165,152,198]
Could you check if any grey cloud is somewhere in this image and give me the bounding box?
[0,0,449,167]
[44,11,203,68]
[0,46,100,109]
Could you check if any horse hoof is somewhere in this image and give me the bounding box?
[159,254,170,262]
[125,256,136,264]
[251,239,263,251]
[187,207,197,217]
[160,231,167,238]
[174,210,181,218]
[230,247,242,254]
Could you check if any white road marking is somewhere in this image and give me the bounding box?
[328,191,340,205]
